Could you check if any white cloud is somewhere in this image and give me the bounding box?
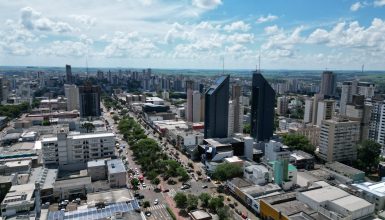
[38,40,89,57]
[69,15,96,27]
[374,0,385,7]
[264,25,281,35]
[226,44,246,53]
[350,2,363,11]
[262,26,304,58]
[20,7,74,33]
[192,0,222,9]
[223,21,250,32]
[227,33,254,44]
[256,14,278,24]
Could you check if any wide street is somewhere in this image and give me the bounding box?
[102,100,258,220]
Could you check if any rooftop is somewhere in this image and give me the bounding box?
[87,159,106,168]
[330,195,373,212]
[70,132,115,140]
[107,159,126,174]
[189,210,212,219]
[228,177,252,188]
[325,161,364,176]
[87,189,134,206]
[352,181,385,197]
[241,183,281,198]
[299,186,349,203]
[1,183,35,206]
[224,156,243,163]
[54,176,91,189]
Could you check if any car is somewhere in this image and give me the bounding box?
[154,199,159,205]
[202,185,208,189]
[142,183,146,188]
[145,211,151,217]
[229,203,235,209]
[163,189,170,192]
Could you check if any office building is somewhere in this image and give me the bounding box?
[320,71,336,97]
[107,159,127,188]
[79,84,101,118]
[64,84,79,111]
[250,71,275,142]
[1,184,35,217]
[66,64,72,84]
[41,131,115,170]
[185,80,194,122]
[231,84,243,134]
[340,80,375,116]
[345,95,372,141]
[368,99,385,145]
[316,99,335,126]
[192,91,203,122]
[276,96,288,116]
[319,118,360,162]
[204,75,229,139]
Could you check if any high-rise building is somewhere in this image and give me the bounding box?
[97,70,104,80]
[319,118,360,162]
[320,71,336,97]
[64,84,79,111]
[79,84,101,118]
[66,64,72,84]
[276,96,288,116]
[344,95,372,141]
[250,71,275,142]
[340,80,375,116]
[0,77,3,103]
[316,100,335,126]
[192,91,203,122]
[204,75,229,139]
[303,98,314,124]
[368,98,385,146]
[185,80,194,122]
[231,84,243,134]
[228,100,244,137]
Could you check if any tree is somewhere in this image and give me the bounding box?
[186,194,199,211]
[112,115,120,123]
[217,206,230,220]
[173,192,187,209]
[356,140,382,172]
[143,201,150,208]
[81,122,95,133]
[212,163,243,181]
[131,178,139,190]
[151,177,160,185]
[282,133,314,154]
[243,124,251,134]
[199,193,211,208]
[208,196,224,213]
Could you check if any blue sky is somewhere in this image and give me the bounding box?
[0,0,385,70]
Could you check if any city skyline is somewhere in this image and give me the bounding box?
[0,0,385,70]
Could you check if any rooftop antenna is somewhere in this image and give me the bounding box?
[222,55,225,75]
[258,53,261,72]
[361,64,364,74]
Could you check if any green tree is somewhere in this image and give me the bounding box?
[173,192,187,209]
[131,178,140,189]
[199,193,211,208]
[212,163,243,181]
[81,122,95,133]
[217,206,230,220]
[208,196,224,213]
[243,124,251,134]
[186,194,199,211]
[151,177,160,185]
[112,115,120,123]
[356,140,382,172]
[143,201,150,208]
[282,133,314,154]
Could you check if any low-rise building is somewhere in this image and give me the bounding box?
[352,181,385,210]
[189,210,212,220]
[1,183,35,217]
[53,176,92,200]
[243,164,270,185]
[106,159,127,188]
[87,159,107,181]
[264,140,290,162]
[325,161,365,183]
[0,159,32,175]
[290,150,315,170]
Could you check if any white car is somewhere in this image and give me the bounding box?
[154,199,159,205]
[142,183,146,188]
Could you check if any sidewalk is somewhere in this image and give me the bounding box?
[161,181,188,220]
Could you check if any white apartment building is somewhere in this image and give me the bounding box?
[64,84,79,111]
[107,159,127,188]
[228,100,244,137]
[319,119,360,162]
[316,100,335,126]
[303,98,313,124]
[41,131,115,171]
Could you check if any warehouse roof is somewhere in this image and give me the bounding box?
[299,186,349,203]
[331,195,373,212]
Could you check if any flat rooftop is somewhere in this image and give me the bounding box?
[87,159,106,168]
[273,200,316,217]
[107,159,126,174]
[204,137,241,148]
[241,183,281,198]
[299,186,349,204]
[331,195,373,212]
[54,176,91,189]
[87,189,134,205]
[325,161,364,176]
[2,183,35,206]
[352,181,385,197]
[229,177,253,188]
[70,132,115,140]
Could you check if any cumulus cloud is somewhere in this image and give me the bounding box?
[69,15,96,27]
[374,0,385,7]
[20,7,74,33]
[350,2,363,11]
[256,14,278,24]
[227,33,254,44]
[262,26,304,58]
[223,21,250,32]
[192,0,222,9]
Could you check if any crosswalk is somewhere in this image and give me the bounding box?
[138,184,154,190]
[146,204,166,211]
[166,189,177,198]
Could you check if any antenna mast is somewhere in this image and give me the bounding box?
[222,56,225,75]
[362,64,364,74]
[258,54,261,72]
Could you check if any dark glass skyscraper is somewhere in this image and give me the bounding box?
[66,64,73,84]
[320,71,336,97]
[251,71,275,142]
[79,84,101,118]
[204,75,229,139]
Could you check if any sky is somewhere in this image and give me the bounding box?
[0,0,385,70]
